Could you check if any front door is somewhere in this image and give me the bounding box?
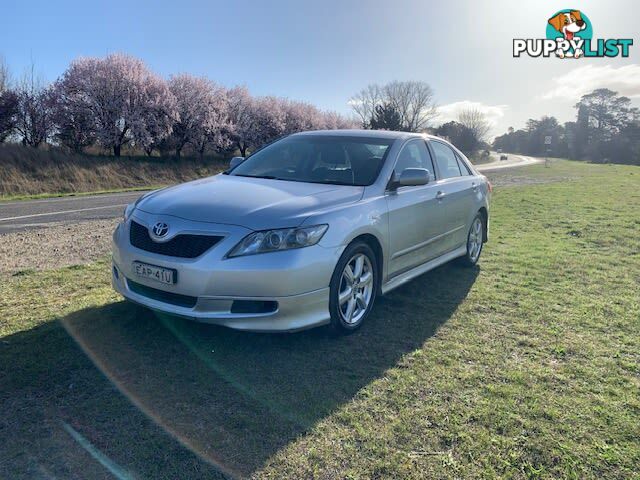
[386,139,448,278]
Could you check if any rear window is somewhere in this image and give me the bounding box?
[430,141,462,179]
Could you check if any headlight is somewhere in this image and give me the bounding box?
[123,190,153,222]
[123,203,135,222]
[227,224,328,258]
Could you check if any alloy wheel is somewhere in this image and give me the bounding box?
[467,217,483,263]
[338,253,374,325]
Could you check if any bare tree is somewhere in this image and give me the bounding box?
[14,64,54,148]
[457,107,491,143]
[349,84,383,128]
[0,56,10,94]
[0,57,19,142]
[349,81,437,132]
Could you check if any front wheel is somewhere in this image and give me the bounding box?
[328,242,378,334]
[459,214,484,267]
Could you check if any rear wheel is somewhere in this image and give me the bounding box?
[328,242,378,334]
[459,213,484,267]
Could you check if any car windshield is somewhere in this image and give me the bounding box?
[230,135,394,186]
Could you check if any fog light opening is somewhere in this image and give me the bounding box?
[230,300,278,314]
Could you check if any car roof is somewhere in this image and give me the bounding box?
[291,129,427,141]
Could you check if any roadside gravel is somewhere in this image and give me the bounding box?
[0,219,119,276]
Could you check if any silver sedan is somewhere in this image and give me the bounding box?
[112,130,491,333]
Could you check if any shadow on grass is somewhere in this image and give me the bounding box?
[0,263,478,479]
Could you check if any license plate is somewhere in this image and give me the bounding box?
[132,261,176,285]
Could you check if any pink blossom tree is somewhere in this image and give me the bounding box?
[132,77,177,156]
[226,86,259,157]
[55,53,176,156]
[322,111,358,130]
[168,75,230,158]
[281,99,323,134]
[252,96,287,146]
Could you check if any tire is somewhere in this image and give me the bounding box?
[458,213,484,267]
[328,241,378,334]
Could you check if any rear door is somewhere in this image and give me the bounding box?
[427,140,476,252]
[385,139,445,278]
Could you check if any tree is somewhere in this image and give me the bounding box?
[575,88,634,139]
[167,74,229,158]
[282,99,323,134]
[434,121,477,155]
[572,89,639,162]
[49,78,96,152]
[0,57,18,142]
[369,103,402,130]
[227,89,286,156]
[189,84,230,158]
[0,90,18,142]
[134,78,177,156]
[227,86,257,157]
[14,66,54,148]
[350,81,437,132]
[251,96,287,146]
[526,116,567,156]
[55,54,176,156]
[322,111,358,129]
[457,108,490,146]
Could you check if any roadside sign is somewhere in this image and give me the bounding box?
[544,136,552,145]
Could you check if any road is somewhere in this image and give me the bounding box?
[0,154,541,234]
[475,153,543,172]
[0,191,147,234]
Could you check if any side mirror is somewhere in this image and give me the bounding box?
[229,156,245,169]
[394,168,430,188]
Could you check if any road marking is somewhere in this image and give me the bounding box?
[0,204,127,222]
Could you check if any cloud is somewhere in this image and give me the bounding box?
[542,64,640,100]
[435,101,508,127]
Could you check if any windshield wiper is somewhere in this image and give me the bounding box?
[308,180,357,186]
[233,174,280,180]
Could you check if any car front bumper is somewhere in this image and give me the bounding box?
[111,213,343,331]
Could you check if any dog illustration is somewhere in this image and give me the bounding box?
[548,10,586,58]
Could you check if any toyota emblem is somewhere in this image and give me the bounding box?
[152,222,169,237]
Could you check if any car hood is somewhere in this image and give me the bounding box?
[136,174,364,230]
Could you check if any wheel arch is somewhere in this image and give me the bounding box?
[348,233,384,293]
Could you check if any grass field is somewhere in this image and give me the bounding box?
[1,160,638,479]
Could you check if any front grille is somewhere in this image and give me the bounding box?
[127,279,197,308]
[130,221,222,258]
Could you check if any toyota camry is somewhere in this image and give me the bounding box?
[112,130,491,333]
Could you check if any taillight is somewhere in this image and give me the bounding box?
[482,175,493,193]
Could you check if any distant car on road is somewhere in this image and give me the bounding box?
[112,130,491,333]
[500,154,508,161]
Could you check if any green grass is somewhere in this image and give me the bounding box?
[1,160,638,479]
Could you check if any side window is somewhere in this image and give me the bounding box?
[394,140,435,180]
[431,141,462,179]
[456,155,472,176]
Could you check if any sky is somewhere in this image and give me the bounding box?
[2,0,639,138]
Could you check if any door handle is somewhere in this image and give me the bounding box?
[436,191,446,200]
[471,182,478,191]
